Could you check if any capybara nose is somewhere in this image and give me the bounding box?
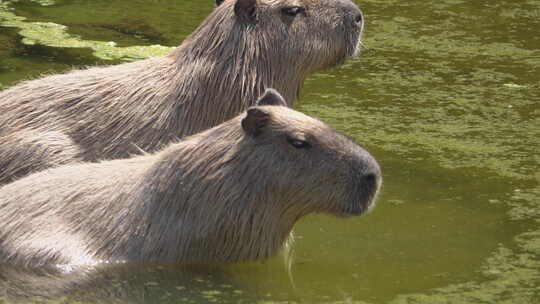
[358,153,382,207]
[363,172,378,188]
[354,11,364,27]
[364,158,381,187]
[362,172,380,197]
[341,0,363,28]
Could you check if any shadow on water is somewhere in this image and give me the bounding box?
[0,260,297,303]
[9,0,214,47]
[0,26,117,88]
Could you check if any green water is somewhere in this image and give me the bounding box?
[0,0,539,303]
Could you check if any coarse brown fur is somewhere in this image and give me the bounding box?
[0,0,364,185]
[0,89,380,267]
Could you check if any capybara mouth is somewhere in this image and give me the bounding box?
[343,28,363,60]
[347,9,364,58]
[343,196,376,217]
[344,203,365,217]
[351,37,363,58]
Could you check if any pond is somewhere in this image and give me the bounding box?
[0,0,539,303]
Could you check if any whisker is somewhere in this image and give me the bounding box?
[359,40,369,50]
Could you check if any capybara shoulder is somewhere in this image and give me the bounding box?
[0,89,381,267]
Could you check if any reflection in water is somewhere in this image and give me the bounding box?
[0,261,296,303]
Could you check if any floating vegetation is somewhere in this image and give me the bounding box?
[0,1,173,61]
[0,0,539,303]
[28,0,56,6]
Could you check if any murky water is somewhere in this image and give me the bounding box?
[0,0,539,303]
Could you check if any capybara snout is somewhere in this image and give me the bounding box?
[346,149,381,216]
[338,0,364,28]
[243,89,381,218]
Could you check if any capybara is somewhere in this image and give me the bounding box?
[0,0,365,185]
[0,89,381,267]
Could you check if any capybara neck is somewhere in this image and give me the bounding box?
[167,11,307,133]
[89,119,303,263]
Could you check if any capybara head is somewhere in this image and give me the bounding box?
[184,0,364,73]
[236,89,380,217]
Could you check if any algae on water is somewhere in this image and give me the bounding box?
[0,1,173,61]
[0,0,539,303]
[300,0,540,302]
[28,0,56,6]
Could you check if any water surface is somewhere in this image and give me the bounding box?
[0,0,538,303]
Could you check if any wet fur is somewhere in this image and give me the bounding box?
[0,102,380,267]
[0,0,363,185]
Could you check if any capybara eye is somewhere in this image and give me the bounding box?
[287,136,311,149]
[281,6,305,17]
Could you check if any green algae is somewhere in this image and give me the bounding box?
[0,1,173,61]
[27,0,55,6]
[5,0,213,47]
[0,0,539,303]
[299,0,540,303]
[302,6,540,180]
[503,83,528,89]
[388,235,540,304]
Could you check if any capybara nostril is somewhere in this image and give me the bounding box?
[364,173,378,188]
[364,171,380,195]
[357,171,381,212]
[354,151,382,212]
[355,12,363,25]
[339,0,363,27]
[357,148,381,187]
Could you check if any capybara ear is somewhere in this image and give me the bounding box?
[234,0,257,21]
[256,88,288,107]
[215,0,225,6]
[242,108,270,137]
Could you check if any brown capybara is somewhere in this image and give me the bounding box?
[0,0,365,185]
[0,89,381,267]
